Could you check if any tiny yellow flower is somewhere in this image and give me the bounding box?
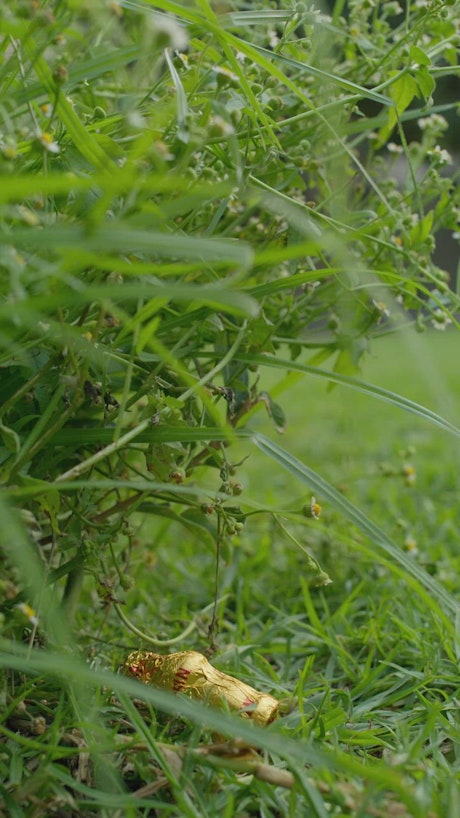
[2,144,17,160]
[303,496,322,519]
[404,536,418,554]
[37,131,60,154]
[402,463,416,486]
[16,602,39,626]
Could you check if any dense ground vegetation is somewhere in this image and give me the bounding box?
[0,1,459,816]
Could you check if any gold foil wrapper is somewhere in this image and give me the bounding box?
[125,650,279,726]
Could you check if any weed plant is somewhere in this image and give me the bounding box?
[0,1,459,816]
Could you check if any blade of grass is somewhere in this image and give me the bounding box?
[0,173,232,206]
[248,42,393,107]
[252,432,459,622]
[164,47,189,143]
[28,425,251,448]
[2,224,254,270]
[234,353,460,440]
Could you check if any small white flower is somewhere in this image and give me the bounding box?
[303,496,322,519]
[373,299,390,318]
[268,28,279,48]
[428,145,452,166]
[16,602,39,626]
[37,131,60,154]
[418,114,448,132]
[152,13,188,51]
[404,535,418,554]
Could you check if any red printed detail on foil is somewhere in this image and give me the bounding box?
[173,667,191,691]
[241,698,255,707]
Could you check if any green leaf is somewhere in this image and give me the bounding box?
[3,224,253,271]
[333,348,361,378]
[378,72,419,143]
[0,420,20,454]
[409,45,431,67]
[409,210,434,245]
[164,48,190,143]
[391,73,419,114]
[258,391,287,433]
[413,65,435,101]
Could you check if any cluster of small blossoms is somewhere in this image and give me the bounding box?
[418,114,448,135]
[427,145,453,168]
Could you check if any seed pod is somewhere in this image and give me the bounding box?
[124,650,279,726]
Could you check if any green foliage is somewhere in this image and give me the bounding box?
[0,0,459,815]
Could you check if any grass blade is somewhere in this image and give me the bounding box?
[235,353,460,440]
[252,433,459,622]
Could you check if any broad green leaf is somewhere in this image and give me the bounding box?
[378,72,419,143]
[392,74,421,114]
[414,65,435,101]
[409,45,431,67]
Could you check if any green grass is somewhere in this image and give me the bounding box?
[124,330,460,816]
[1,0,460,816]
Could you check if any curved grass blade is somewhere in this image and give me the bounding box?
[252,433,459,622]
[242,43,392,107]
[32,425,251,448]
[164,47,189,143]
[3,224,253,269]
[235,353,460,441]
[0,173,232,206]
